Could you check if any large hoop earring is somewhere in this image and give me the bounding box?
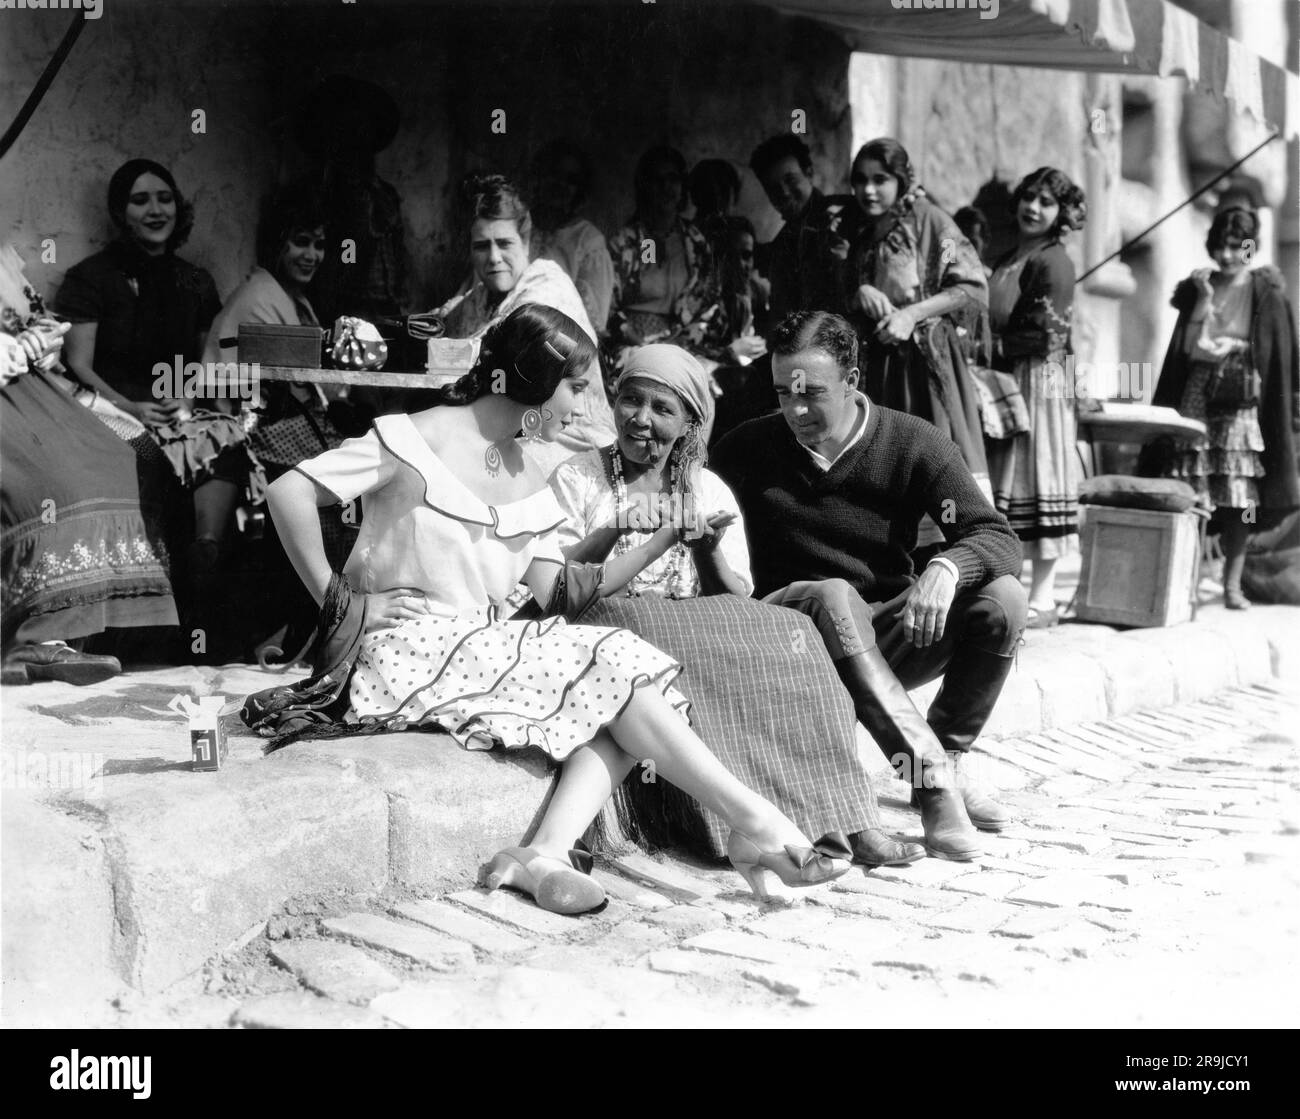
[521,408,544,442]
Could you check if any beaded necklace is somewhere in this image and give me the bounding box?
[605,445,695,599]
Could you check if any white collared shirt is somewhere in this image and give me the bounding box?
[804,392,870,473]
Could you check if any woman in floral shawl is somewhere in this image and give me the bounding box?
[843,139,991,518]
[605,146,736,385]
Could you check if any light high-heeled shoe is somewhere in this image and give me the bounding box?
[480,845,607,916]
[726,831,852,902]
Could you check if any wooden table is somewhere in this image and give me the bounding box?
[1077,403,1207,477]
[258,365,466,389]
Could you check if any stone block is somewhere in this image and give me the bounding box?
[289,733,553,890]
[68,748,391,994]
[269,939,401,1003]
[643,905,729,935]
[604,851,725,902]
[926,898,1012,934]
[1,796,123,1028]
[1007,874,1131,911]
[1031,648,1110,730]
[322,914,475,971]
[392,899,534,954]
[944,870,1029,899]
[682,928,835,971]
[645,949,741,978]
[449,887,595,937]
[871,858,980,887]
[590,868,674,910]
[1126,626,1238,703]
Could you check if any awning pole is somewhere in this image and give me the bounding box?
[1077,130,1281,284]
[0,15,88,163]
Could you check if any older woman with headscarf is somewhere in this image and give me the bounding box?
[550,343,925,871]
[550,344,747,599]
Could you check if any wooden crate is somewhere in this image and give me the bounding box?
[1075,504,1200,627]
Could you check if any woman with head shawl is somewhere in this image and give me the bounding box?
[551,343,925,871]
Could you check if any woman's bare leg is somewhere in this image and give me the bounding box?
[529,733,633,860]
[603,687,808,849]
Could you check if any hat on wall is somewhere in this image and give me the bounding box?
[293,75,401,156]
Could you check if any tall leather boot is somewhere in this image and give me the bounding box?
[835,649,981,861]
[924,645,1015,831]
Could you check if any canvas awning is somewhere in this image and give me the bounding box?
[761,0,1299,138]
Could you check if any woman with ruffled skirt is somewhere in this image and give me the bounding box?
[244,304,849,914]
[1148,207,1300,609]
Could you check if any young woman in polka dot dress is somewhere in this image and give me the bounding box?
[265,305,849,913]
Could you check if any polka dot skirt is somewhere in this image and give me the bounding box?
[348,608,691,760]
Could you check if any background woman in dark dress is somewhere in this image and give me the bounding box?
[57,159,243,639]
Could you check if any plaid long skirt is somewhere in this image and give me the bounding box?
[582,595,882,859]
[987,353,1081,560]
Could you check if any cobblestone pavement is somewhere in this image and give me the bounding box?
[110,681,1300,1029]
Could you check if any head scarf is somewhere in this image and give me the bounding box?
[615,343,714,435]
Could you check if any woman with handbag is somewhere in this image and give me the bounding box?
[1148,207,1300,610]
[985,167,1086,628]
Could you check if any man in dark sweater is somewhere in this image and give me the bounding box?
[712,311,1028,860]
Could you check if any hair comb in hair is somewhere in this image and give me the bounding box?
[545,331,576,361]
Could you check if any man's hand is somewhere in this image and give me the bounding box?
[900,562,957,648]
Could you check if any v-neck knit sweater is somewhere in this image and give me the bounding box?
[711,406,1022,602]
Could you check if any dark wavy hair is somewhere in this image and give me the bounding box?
[460,172,532,244]
[749,135,813,180]
[256,183,329,272]
[954,206,990,254]
[435,304,597,408]
[1206,206,1260,254]
[633,145,688,219]
[1010,167,1087,237]
[107,158,195,252]
[851,138,915,198]
[767,310,859,377]
[689,159,741,218]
